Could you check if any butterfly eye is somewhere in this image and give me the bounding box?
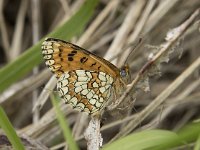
[120,69,127,77]
[120,65,131,84]
[120,65,129,77]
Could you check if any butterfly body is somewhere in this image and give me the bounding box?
[42,38,129,115]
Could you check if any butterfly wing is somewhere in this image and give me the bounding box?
[57,70,114,115]
[42,38,122,115]
[42,38,120,78]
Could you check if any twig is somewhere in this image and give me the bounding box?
[78,0,120,46]
[144,0,181,34]
[111,55,200,141]
[32,76,57,112]
[108,7,200,142]
[104,0,145,63]
[72,114,88,141]
[0,69,51,104]
[108,8,200,111]
[50,0,84,31]
[59,0,71,15]
[117,0,156,67]
[145,79,200,131]
[84,116,103,150]
[0,0,10,59]
[9,0,28,60]
[31,0,41,123]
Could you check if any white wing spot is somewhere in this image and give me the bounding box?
[93,82,99,88]
[75,82,84,87]
[44,55,52,59]
[82,84,87,89]
[87,91,94,99]
[53,42,61,47]
[64,73,70,78]
[42,49,53,54]
[99,97,104,102]
[105,85,110,89]
[70,97,78,106]
[61,87,68,95]
[90,99,96,105]
[44,45,52,49]
[81,89,89,95]
[109,76,114,83]
[78,76,89,82]
[84,108,90,113]
[86,72,92,78]
[95,101,101,108]
[76,103,85,110]
[75,86,82,93]
[100,72,106,76]
[99,87,106,93]
[101,81,106,86]
[61,79,68,87]
[64,94,71,101]
[46,60,55,65]
[98,73,106,81]
[93,94,98,99]
[76,70,86,77]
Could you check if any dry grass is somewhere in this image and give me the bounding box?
[0,0,200,149]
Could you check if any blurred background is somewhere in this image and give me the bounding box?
[0,0,200,149]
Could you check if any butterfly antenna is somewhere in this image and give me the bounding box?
[124,37,143,65]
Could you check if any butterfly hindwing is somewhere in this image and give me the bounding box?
[57,70,114,114]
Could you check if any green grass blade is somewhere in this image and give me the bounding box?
[51,94,79,150]
[194,134,200,150]
[103,130,179,150]
[0,0,99,93]
[177,122,200,143]
[103,122,200,150]
[0,106,25,150]
[149,122,200,150]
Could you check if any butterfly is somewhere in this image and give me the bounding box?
[41,38,130,115]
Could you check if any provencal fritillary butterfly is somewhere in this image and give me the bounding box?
[42,38,130,115]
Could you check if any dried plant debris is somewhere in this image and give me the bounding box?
[0,134,48,150]
[0,0,200,149]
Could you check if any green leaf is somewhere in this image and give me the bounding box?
[194,134,200,150]
[103,130,179,150]
[0,0,99,93]
[0,106,25,150]
[51,94,79,150]
[103,122,200,150]
[177,121,200,143]
[151,122,200,150]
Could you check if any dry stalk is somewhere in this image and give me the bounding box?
[33,76,57,112]
[0,0,10,58]
[104,0,144,63]
[0,69,50,104]
[31,0,41,123]
[84,116,103,150]
[9,0,28,60]
[78,0,120,46]
[111,56,200,141]
[108,8,200,111]
[118,0,156,67]
[144,0,181,34]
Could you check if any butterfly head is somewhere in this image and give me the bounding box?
[120,64,131,84]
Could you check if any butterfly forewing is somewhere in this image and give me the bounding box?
[42,38,128,115]
[42,38,120,78]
